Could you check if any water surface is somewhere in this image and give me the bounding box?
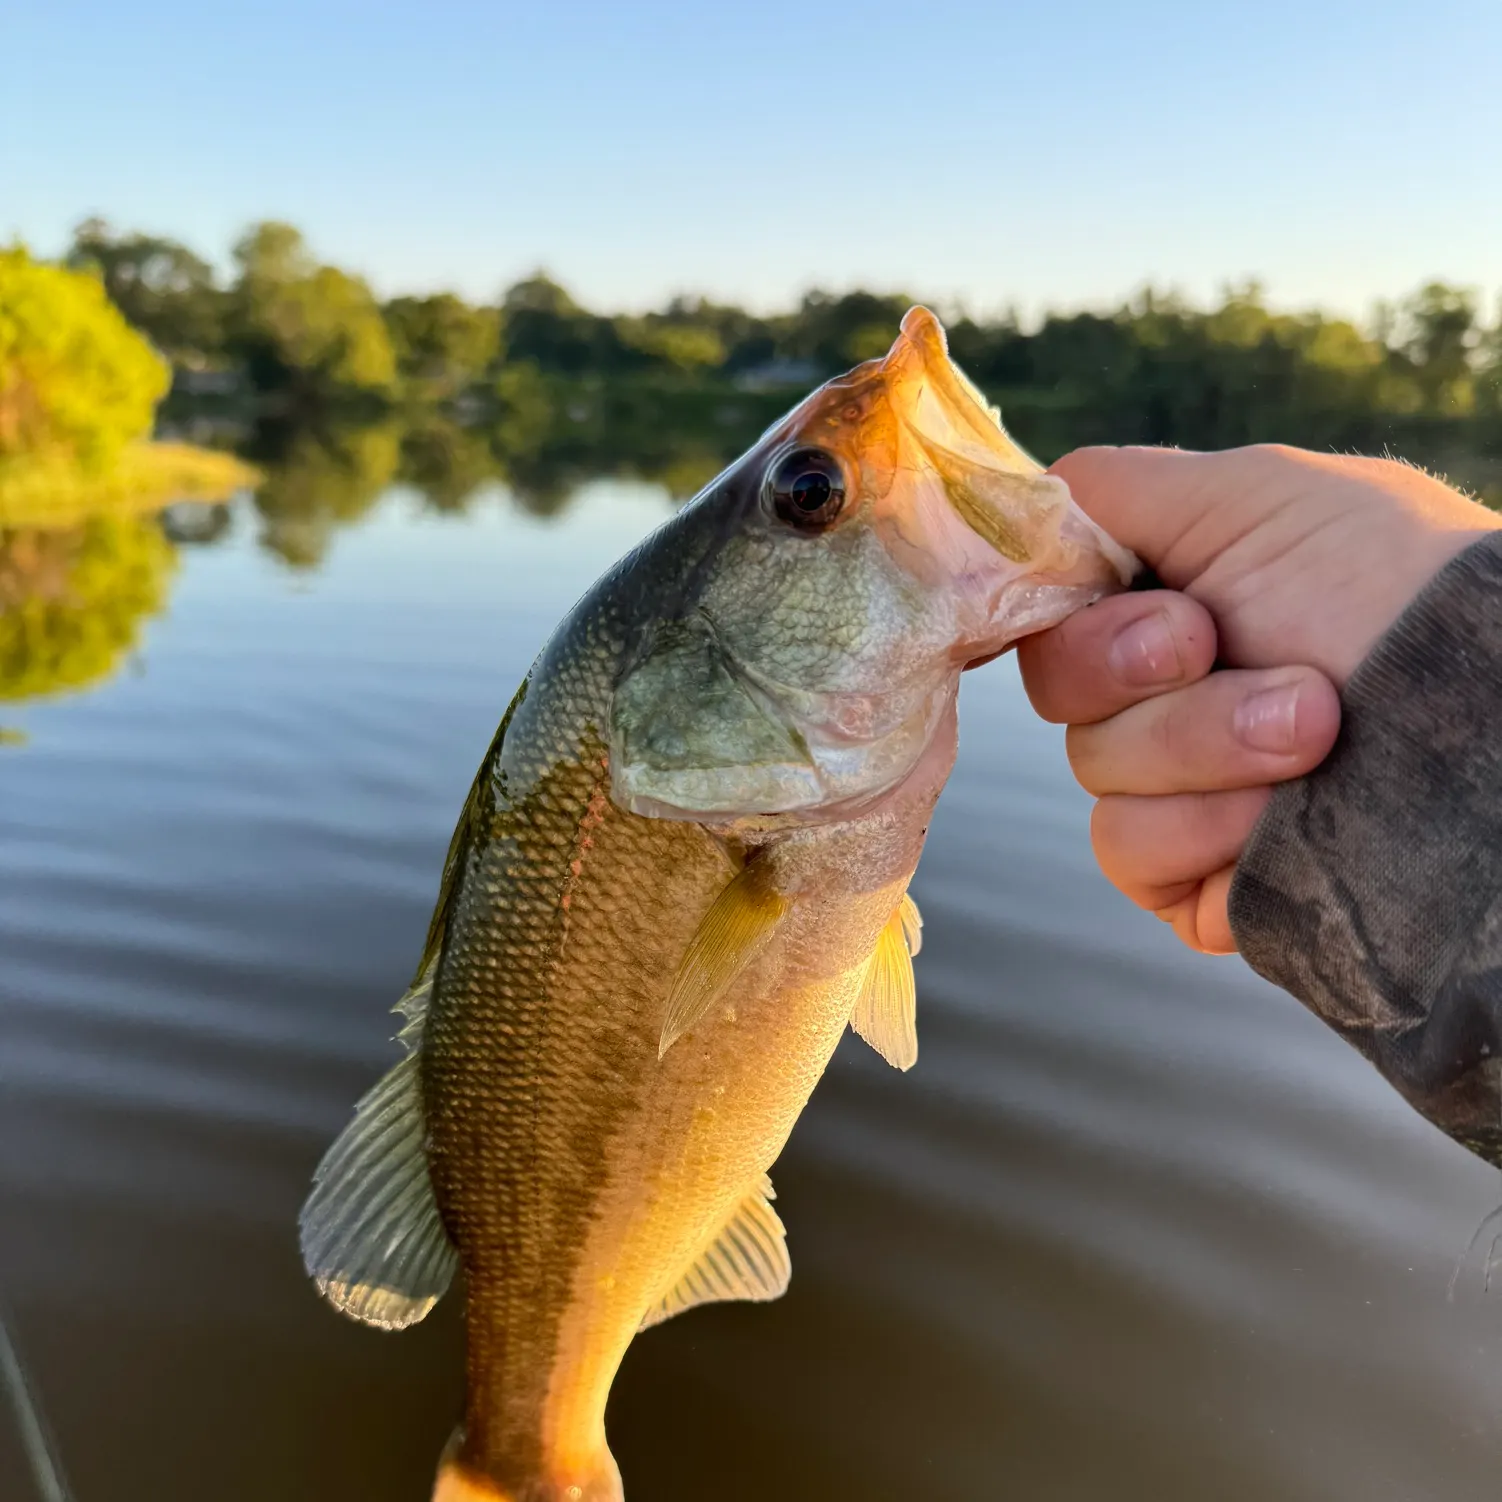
[4,479,1502,1501]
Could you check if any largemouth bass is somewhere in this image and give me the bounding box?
[300,308,1135,1501]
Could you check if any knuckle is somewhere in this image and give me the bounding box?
[1064,723,1096,783]
[1196,786,1267,855]
[1146,696,1188,768]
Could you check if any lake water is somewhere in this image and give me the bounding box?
[4,479,1502,1502]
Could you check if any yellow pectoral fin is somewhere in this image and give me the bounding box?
[850,902,919,1072]
[659,864,789,1058]
[640,1174,790,1330]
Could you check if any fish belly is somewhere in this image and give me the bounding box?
[533,956,868,1479]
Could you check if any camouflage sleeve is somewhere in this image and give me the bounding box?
[1228,531,1502,1168]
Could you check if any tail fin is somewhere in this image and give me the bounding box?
[433,1435,624,1502]
[433,1460,509,1501]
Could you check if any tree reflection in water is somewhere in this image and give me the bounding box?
[0,515,176,703]
[1,402,1496,716]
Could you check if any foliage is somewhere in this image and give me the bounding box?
[384,293,501,401]
[0,516,176,702]
[231,222,396,400]
[0,246,170,468]
[502,275,618,377]
[615,314,725,372]
[66,218,224,364]
[1392,282,1483,415]
[47,214,1498,467]
[776,290,914,370]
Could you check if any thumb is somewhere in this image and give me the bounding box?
[1047,446,1228,582]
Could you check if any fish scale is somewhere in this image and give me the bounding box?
[424,621,746,1490]
[298,307,1134,1502]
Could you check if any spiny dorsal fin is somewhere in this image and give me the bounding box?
[659,865,788,1058]
[640,1174,789,1329]
[298,958,457,1331]
[850,901,919,1071]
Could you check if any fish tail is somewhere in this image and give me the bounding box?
[433,1431,624,1502]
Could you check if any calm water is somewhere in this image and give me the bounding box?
[4,480,1502,1502]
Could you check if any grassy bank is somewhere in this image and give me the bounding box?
[0,441,259,529]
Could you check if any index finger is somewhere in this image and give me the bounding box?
[1017,589,1217,725]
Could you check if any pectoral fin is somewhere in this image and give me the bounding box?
[659,864,788,1057]
[850,900,919,1071]
[640,1174,790,1329]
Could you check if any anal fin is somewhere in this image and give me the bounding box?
[640,1174,790,1329]
[851,899,919,1071]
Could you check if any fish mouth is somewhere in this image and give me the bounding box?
[882,306,1045,481]
[878,307,1137,594]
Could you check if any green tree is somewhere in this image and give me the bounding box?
[1477,298,1502,421]
[384,293,500,400]
[1398,282,1481,414]
[614,302,728,373]
[502,275,621,377]
[779,290,914,373]
[0,246,170,468]
[65,218,225,364]
[231,222,396,400]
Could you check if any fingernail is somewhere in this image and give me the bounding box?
[1234,683,1300,754]
[1107,612,1182,687]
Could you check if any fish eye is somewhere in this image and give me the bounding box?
[766,448,847,531]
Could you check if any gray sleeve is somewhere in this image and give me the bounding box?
[1228,530,1502,1167]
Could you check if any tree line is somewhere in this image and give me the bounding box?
[5,220,1500,709]
[64,217,1502,466]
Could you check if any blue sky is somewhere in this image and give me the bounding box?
[4,0,1499,320]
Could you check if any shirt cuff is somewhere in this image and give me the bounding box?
[1229,529,1502,1165]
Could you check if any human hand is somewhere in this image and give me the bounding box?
[1017,445,1501,954]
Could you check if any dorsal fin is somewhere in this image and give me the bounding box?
[850,900,919,1071]
[640,1175,790,1329]
[659,864,788,1058]
[413,675,529,984]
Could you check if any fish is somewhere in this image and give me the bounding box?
[299,307,1136,1501]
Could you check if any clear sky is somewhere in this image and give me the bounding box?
[4,0,1498,321]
